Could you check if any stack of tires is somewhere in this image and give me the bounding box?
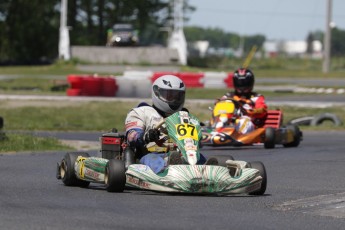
[151,72,204,88]
[66,75,119,97]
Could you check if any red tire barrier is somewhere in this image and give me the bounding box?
[178,72,204,88]
[101,77,118,97]
[151,72,204,88]
[224,72,234,88]
[81,76,102,96]
[151,72,178,83]
[67,75,84,89]
[66,88,82,96]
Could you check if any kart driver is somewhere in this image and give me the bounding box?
[125,75,216,174]
[215,68,268,134]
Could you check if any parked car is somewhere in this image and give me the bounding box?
[107,23,139,47]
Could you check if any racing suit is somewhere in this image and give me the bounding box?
[216,92,268,134]
[125,103,164,151]
[125,102,207,173]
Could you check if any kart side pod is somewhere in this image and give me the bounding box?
[100,129,125,160]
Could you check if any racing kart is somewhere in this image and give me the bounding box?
[201,99,302,149]
[56,111,267,195]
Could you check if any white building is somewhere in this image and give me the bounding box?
[263,40,323,58]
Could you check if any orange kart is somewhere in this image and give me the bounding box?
[201,99,302,149]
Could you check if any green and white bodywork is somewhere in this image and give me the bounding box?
[125,111,265,194]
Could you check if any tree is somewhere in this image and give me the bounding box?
[306,32,314,55]
[184,26,264,53]
[2,0,60,63]
[242,35,265,54]
[331,27,345,57]
[0,0,194,63]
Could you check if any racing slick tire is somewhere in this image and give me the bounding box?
[215,155,235,167]
[287,116,314,126]
[105,159,126,193]
[310,113,342,127]
[61,152,90,187]
[283,124,301,148]
[264,127,275,149]
[247,161,267,195]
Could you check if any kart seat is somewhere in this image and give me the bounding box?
[263,110,282,129]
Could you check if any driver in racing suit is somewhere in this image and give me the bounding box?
[215,68,268,134]
[124,75,216,173]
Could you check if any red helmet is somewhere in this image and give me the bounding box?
[233,68,254,94]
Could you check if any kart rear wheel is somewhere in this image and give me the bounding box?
[247,161,267,195]
[264,127,275,149]
[283,125,301,147]
[215,155,235,167]
[61,152,90,187]
[105,159,126,192]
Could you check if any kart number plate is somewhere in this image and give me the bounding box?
[175,124,198,140]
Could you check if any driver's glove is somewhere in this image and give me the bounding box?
[144,129,160,143]
[241,104,252,116]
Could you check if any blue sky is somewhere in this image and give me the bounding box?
[186,0,345,41]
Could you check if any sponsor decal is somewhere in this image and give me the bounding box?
[76,156,87,178]
[187,150,196,156]
[179,111,189,118]
[163,79,172,88]
[184,138,197,151]
[175,124,198,140]
[127,130,139,142]
[84,168,101,180]
[190,119,199,126]
[178,111,190,124]
[127,176,150,189]
[152,116,163,122]
[125,121,138,130]
[185,145,197,151]
[132,164,150,172]
[102,137,121,145]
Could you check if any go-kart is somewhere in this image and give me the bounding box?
[201,99,302,149]
[56,111,267,195]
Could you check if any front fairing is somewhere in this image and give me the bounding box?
[165,111,202,165]
[212,100,238,125]
[126,164,262,194]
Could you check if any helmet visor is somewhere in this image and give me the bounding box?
[234,77,253,92]
[153,86,185,107]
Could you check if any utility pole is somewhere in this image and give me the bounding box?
[168,0,187,65]
[59,0,70,60]
[322,0,332,73]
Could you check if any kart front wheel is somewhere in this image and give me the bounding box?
[61,152,90,187]
[105,159,126,192]
[247,161,267,195]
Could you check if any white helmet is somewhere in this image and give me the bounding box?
[152,75,186,116]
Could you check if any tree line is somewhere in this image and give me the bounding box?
[0,0,344,65]
[0,0,181,64]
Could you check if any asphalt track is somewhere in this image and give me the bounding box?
[1,131,345,230]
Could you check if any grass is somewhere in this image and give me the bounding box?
[1,99,343,152]
[0,133,73,152]
[0,60,87,76]
[0,100,138,132]
[0,99,344,132]
[183,57,345,78]
[0,60,344,152]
